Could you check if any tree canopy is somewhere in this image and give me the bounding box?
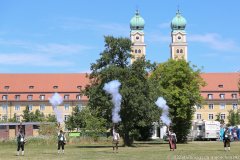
[84,36,158,146]
[149,59,205,142]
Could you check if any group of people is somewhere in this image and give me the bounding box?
[16,129,67,156]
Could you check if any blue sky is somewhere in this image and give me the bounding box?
[0,0,239,73]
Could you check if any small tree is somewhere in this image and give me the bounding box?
[227,110,240,126]
[215,113,224,124]
[8,113,18,122]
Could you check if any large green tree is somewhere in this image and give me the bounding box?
[149,59,205,143]
[85,36,158,146]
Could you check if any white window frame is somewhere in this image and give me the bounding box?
[197,114,201,120]
[220,94,225,99]
[208,94,213,99]
[64,104,70,111]
[208,104,214,110]
[220,114,225,120]
[40,95,45,100]
[27,95,33,100]
[220,103,226,110]
[233,103,238,110]
[40,104,45,111]
[15,105,20,111]
[208,114,214,120]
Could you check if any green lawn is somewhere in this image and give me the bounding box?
[1,141,240,160]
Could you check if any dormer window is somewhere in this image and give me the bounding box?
[218,85,223,88]
[208,94,213,99]
[220,94,225,99]
[77,86,82,89]
[53,86,58,89]
[76,95,81,100]
[64,95,69,100]
[29,86,34,89]
[15,95,20,101]
[2,95,8,100]
[232,94,237,99]
[4,86,10,90]
[40,95,45,100]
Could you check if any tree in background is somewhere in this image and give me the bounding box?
[227,109,240,126]
[149,59,205,143]
[8,113,19,122]
[85,36,158,146]
[215,113,225,124]
[22,106,46,122]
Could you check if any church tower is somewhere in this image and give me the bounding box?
[170,10,188,61]
[130,10,146,64]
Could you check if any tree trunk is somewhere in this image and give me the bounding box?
[123,130,133,146]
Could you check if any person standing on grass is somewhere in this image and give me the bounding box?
[112,128,120,153]
[167,127,177,151]
[58,130,66,154]
[16,129,26,156]
[223,127,231,151]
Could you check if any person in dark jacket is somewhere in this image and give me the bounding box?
[16,129,26,156]
[223,127,231,151]
[58,130,66,154]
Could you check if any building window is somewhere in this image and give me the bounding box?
[135,49,138,53]
[53,86,58,89]
[208,114,214,120]
[208,94,213,99]
[220,103,225,110]
[15,95,20,101]
[138,49,141,53]
[197,114,201,120]
[64,95,69,100]
[64,115,69,121]
[220,114,225,120]
[196,104,202,109]
[15,105,20,111]
[40,104,45,110]
[2,104,7,111]
[27,95,33,100]
[232,94,237,99]
[220,94,225,99]
[208,104,214,110]
[76,95,81,100]
[180,49,183,53]
[2,95,8,100]
[28,105,33,111]
[64,104,70,110]
[40,95,45,100]
[29,86,34,89]
[218,84,223,88]
[2,116,7,121]
[176,49,179,53]
[233,104,238,110]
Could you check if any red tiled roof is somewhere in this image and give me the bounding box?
[0,73,90,101]
[200,72,240,92]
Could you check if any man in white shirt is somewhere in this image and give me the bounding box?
[112,128,120,153]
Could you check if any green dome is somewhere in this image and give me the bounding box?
[171,10,187,31]
[130,10,145,30]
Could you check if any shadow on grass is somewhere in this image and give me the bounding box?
[75,145,113,148]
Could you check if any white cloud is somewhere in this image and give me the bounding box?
[0,39,92,55]
[0,53,74,67]
[189,33,240,52]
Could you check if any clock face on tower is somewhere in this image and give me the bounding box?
[177,36,182,41]
[136,36,140,41]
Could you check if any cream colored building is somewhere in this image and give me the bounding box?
[0,74,89,122]
[194,73,240,124]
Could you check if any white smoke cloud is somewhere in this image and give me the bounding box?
[155,97,171,125]
[49,92,64,123]
[103,80,122,123]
